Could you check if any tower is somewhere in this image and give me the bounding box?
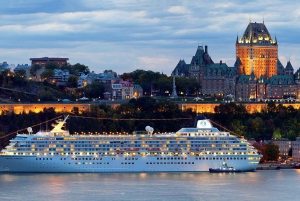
[236,22,278,78]
[171,69,178,98]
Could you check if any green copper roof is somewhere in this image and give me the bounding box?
[269,75,295,85]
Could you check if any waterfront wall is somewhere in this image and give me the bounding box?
[1,102,300,115]
[0,103,120,115]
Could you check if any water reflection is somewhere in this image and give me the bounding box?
[0,171,300,201]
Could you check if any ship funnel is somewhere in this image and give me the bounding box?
[145,126,154,136]
[194,114,206,127]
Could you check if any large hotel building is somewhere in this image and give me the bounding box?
[172,21,300,101]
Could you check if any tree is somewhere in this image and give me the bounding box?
[230,119,246,137]
[72,63,90,74]
[45,62,59,70]
[267,102,277,114]
[287,130,297,141]
[272,128,282,140]
[15,70,26,78]
[265,142,280,161]
[30,64,42,77]
[251,117,264,133]
[104,70,117,77]
[67,75,78,88]
[40,69,55,81]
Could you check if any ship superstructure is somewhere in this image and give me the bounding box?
[0,115,261,172]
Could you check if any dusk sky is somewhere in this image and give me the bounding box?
[1,0,300,75]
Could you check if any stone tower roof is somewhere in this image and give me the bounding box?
[238,22,277,45]
[286,61,294,70]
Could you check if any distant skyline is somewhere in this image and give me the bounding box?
[1,0,300,75]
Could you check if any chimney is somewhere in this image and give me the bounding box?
[220,60,222,64]
[205,45,208,53]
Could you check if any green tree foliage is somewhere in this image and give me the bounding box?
[76,82,105,98]
[120,69,200,96]
[267,102,277,114]
[230,119,246,137]
[45,62,59,70]
[40,69,55,81]
[15,70,26,78]
[265,142,280,161]
[272,128,282,140]
[103,70,117,77]
[67,75,78,88]
[175,77,200,96]
[30,64,42,77]
[287,130,297,141]
[155,76,172,96]
[72,63,89,74]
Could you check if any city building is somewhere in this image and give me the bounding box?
[292,138,300,162]
[53,69,69,86]
[30,57,69,67]
[120,81,134,99]
[0,62,10,71]
[14,64,31,78]
[133,84,143,98]
[273,140,292,157]
[172,21,300,102]
[236,21,278,78]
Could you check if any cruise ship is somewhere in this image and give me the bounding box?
[0,115,262,172]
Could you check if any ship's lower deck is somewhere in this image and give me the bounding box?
[0,154,260,173]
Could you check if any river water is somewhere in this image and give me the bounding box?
[0,170,299,201]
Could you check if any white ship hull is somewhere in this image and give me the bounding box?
[0,115,262,173]
[0,155,259,173]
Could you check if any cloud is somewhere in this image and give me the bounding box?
[0,0,300,75]
[167,6,189,15]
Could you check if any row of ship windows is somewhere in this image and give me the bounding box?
[16,139,240,144]
[13,151,255,156]
[75,162,110,165]
[157,157,188,160]
[17,143,244,148]
[147,162,194,165]
[71,158,103,161]
[32,136,236,141]
[195,157,247,160]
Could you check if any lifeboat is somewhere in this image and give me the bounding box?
[147,148,161,152]
[126,148,139,152]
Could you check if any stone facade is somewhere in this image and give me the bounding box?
[172,22,300,102]
[273,140,292,157]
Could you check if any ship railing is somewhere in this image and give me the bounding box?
[0,150,8,154]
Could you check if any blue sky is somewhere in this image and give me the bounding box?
[1,0,300,75]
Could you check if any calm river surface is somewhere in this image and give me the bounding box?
[0,169,299,201]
